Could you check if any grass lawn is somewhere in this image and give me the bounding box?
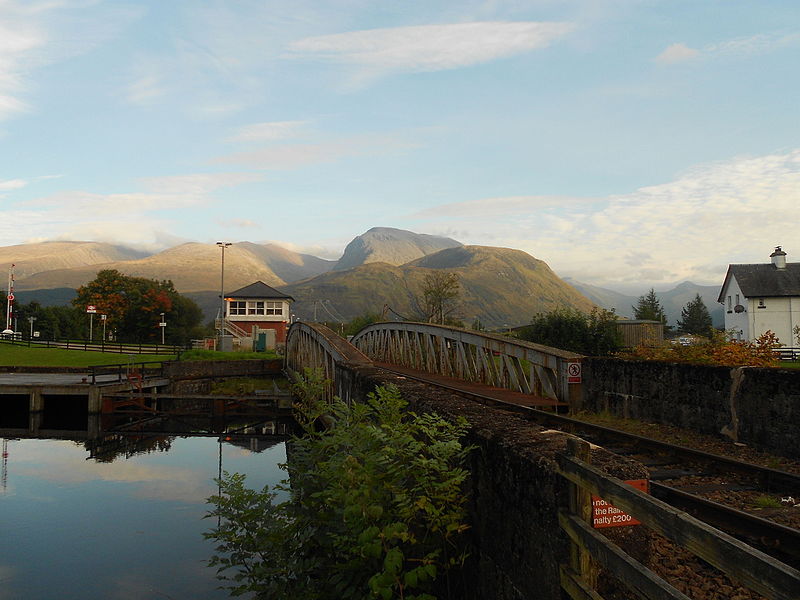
[180,349,280,361]
[0,344,176,368]
[779,361,800,369]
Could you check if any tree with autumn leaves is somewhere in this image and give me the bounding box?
[73,269,206,343]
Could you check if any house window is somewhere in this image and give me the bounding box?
[735,294,740,305]
[727,296,731,311]
[758,298,766,308]
[248,301,265,315]
[229,301,246,315]
[266,301,283,316]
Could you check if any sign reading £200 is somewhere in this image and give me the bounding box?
[592,479,649,528]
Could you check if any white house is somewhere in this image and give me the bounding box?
[717,247,800,345]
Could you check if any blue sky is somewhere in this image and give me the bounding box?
[0,0,798,290]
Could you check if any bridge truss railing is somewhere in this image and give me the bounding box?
[350,322,583,406]
[285,322,373,403]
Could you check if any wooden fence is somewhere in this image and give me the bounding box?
[558,438,799,600]
[0,336,183,356]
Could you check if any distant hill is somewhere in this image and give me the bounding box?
[567,279,723,328]
[564,279,637,319]
[15,242,334,293]
[285,245,595,328]
[333,227,462,271]
[0,241,147,280]
[658,281,724,329]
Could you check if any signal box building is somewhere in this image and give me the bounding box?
[717,247,800,345]
[223,281,294,344]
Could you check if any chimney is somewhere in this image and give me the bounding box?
[770,246,787,270]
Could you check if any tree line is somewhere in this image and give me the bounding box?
[5,269,208,344]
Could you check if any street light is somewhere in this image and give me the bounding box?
[216,241,232,344]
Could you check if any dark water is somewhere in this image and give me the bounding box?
[0,435,286,599]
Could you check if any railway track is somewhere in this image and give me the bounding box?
[381,366,800,569]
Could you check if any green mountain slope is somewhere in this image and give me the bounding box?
[284,245,595,328]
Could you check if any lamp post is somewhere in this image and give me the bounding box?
[28,316,36,339]
[159,312,166,344]
[216,242,232,344]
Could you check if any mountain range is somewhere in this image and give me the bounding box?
[2,227,722,329]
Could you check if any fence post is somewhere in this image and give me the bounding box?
[565,437,599,592]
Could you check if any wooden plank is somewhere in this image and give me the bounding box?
[559,512,691,600]
[557,454,800,600]
[560,565,606,600]
[567,438,597,589]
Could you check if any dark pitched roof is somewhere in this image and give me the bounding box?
[717,263,800,302]
[227,281,294,301]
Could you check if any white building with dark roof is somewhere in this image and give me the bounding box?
[717,247,800,344]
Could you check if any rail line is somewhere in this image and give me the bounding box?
[379,365,800,569]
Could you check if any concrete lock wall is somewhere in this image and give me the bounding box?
[331,363,649,600]
[164,359,283,381]
[582,358,800,459]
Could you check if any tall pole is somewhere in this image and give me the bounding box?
[216,242,232,344]
[160,312,165,344]
[4,264,14,333]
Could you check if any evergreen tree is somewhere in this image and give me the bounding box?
[633,288,667,323]
[632,288,671,333]
[677,293,713,335]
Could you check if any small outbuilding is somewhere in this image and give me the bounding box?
[717,246,800,345]
[222,281,294,347]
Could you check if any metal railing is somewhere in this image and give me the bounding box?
[88,360,170,385]
[351,321,582,405]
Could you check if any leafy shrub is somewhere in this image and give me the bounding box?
[516,307,622,356]
[617,330,781,367]
[205,368,472,599]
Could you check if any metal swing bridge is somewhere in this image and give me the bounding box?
[285,321,583,407]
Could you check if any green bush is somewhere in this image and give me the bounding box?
[205,368,472,599]
[516,307,622,356]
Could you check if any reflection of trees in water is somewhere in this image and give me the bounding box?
[86,434,174,462]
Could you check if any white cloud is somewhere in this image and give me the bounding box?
[655,43,699,65]
[0,1,141,119]
[706,32,800,56]
[227,120,309,143]
[412,195,601,218]
[2,171,263,249]
[410,149,800,287]
[656,32,800,65]
[286,21,575,81]
[138,172,264,195]
[0,179,27,191]
[216,132,419,169]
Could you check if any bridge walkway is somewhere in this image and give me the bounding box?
[375,361,568,411]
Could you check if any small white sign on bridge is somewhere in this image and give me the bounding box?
[567,362,582,383]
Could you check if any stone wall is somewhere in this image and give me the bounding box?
[582,358,800,458]
[332,363,648,600]
[165,359,282,381]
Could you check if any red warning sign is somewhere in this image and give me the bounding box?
[592,479,648,528]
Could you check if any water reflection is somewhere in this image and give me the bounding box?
[0,412,291,599]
